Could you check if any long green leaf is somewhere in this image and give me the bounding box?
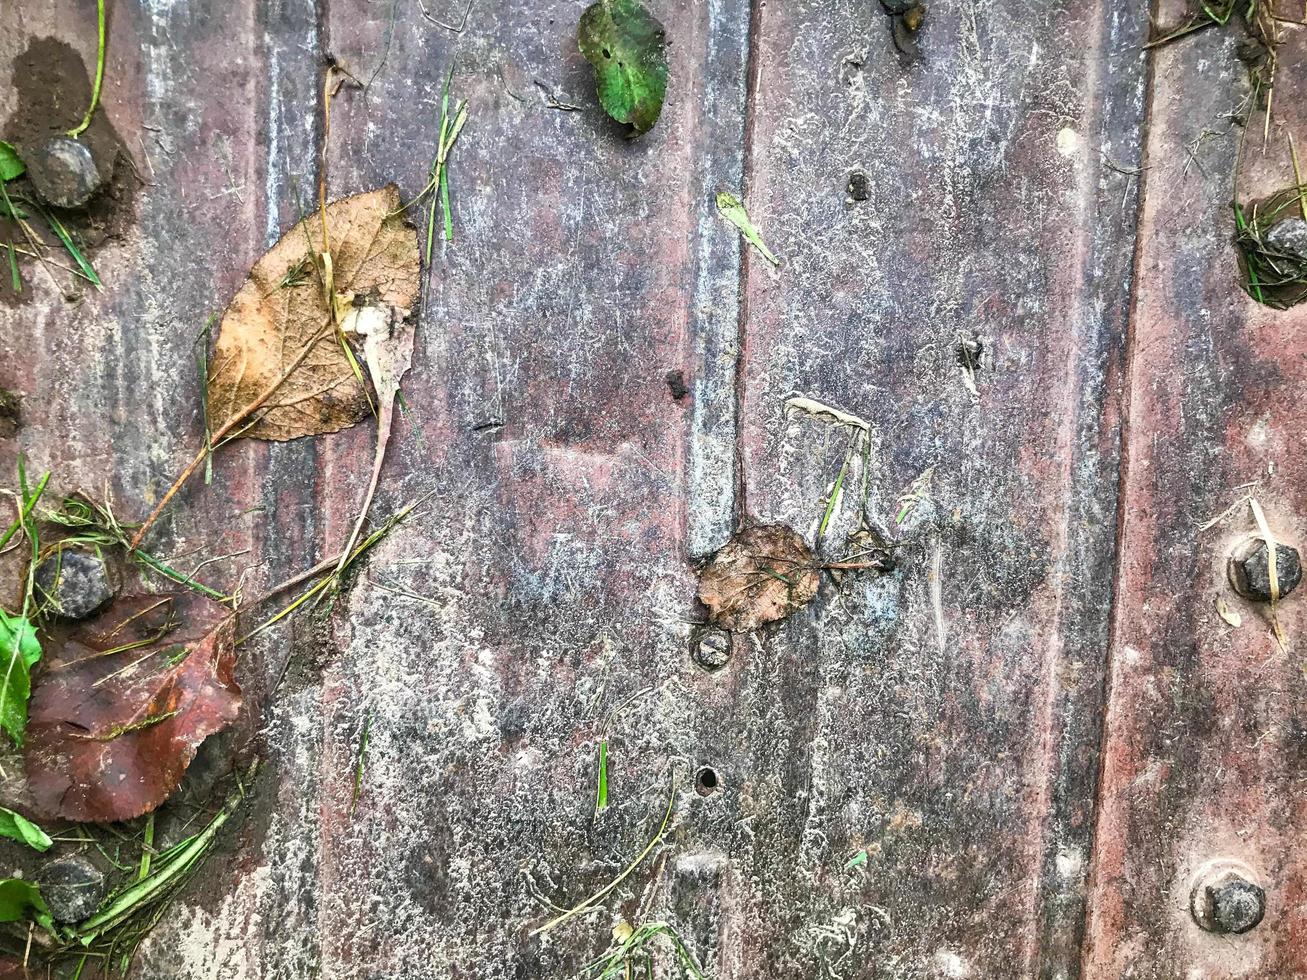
[0,611,41,747]
[0,807,52,851]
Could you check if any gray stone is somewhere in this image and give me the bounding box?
[37,855,107,924]
[34,547,116,620]
[1264,218,1307,262]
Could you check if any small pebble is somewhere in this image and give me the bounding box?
[34,548,116,620]
[847,170,871,202]
[38,855,107,924]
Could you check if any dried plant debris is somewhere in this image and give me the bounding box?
[207,185,419,441]
[578,0,669,136]
[698,525,821,632]
[584,920,708,979]
[1149,2,1280,122]
[131,184,420,548]
[880,0,926,61]
[25,591,240,822]
[1234,187,1307,309]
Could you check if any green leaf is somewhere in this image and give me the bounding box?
[715,191,780,266]
[0,610,41,747]
[0,807,52,852]
[0,141,24,182]
[578,0,669,135]
[0,878,51,930]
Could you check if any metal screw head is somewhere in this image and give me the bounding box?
[692,628,731,670]
[847,171,871,202]
[34,547,117,620]
[26,135,102,209]
[38,855,107,924]
[1190,863,1266,935]
[1229,540,1302,602]
[1265,217,1307,263]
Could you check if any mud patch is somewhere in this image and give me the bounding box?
[1,37,138,306]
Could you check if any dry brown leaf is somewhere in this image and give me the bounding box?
[332,302,417,576]
[697,525,821,631]
[1215,596,1242,629]
[129,185,420,551]
[207,185,419,442]
[25,593,240,823]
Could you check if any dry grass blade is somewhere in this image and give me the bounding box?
[531,780,676,937]
[1248,498,1286,650]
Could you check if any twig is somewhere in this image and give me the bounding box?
[130,317,336,549]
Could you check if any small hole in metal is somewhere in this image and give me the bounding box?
[695,766,720,796]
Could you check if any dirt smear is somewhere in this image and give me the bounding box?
[1,37,138,306]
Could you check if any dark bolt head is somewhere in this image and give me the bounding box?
[38,855,107,924]
[34,547,117,620]
[847,170,871,202]
[1208,878,1266,934]
[26,135,102,209]
[1191,865,1266,935]
[693,628,731,670]
[1229,541,1302,602]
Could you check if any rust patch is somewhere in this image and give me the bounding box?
[1,38,138,307]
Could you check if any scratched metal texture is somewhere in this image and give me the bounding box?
[1082,1,1307,977]
[0,0,1304,978]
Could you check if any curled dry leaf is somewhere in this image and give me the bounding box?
[207,184,420,442]
[24,593,240,823]
[333,299,417,575]
[697,525,820,632]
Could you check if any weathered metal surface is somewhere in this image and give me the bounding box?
[0,0,1304,978]
[730,2,1149,976]
[1083,2,1307,976]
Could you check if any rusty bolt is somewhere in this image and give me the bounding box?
[38,855,107,924]
[1191,863,1266,935]
[692,628,731,670]
[1229,540,1302,602]
[26,136,102,210]
[34,547,116,620]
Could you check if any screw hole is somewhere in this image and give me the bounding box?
[694,766,720,796]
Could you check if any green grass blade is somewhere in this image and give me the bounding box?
[595,740,609,812]
[40,209,100,287]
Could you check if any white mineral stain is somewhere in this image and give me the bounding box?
[1057,127,1080,157]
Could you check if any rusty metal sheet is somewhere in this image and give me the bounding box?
[729,2,1148,976]
[1083,3,1307,976]
[1,0,1304,978]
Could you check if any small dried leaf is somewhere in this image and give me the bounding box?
[25,593,241,823]
[1215,597,1242,628]
[895,466,936,525]
[698,525,820,632]
[207,185,419,442]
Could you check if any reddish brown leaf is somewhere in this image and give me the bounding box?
[24,593,241,823]
[697,525,821,631]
